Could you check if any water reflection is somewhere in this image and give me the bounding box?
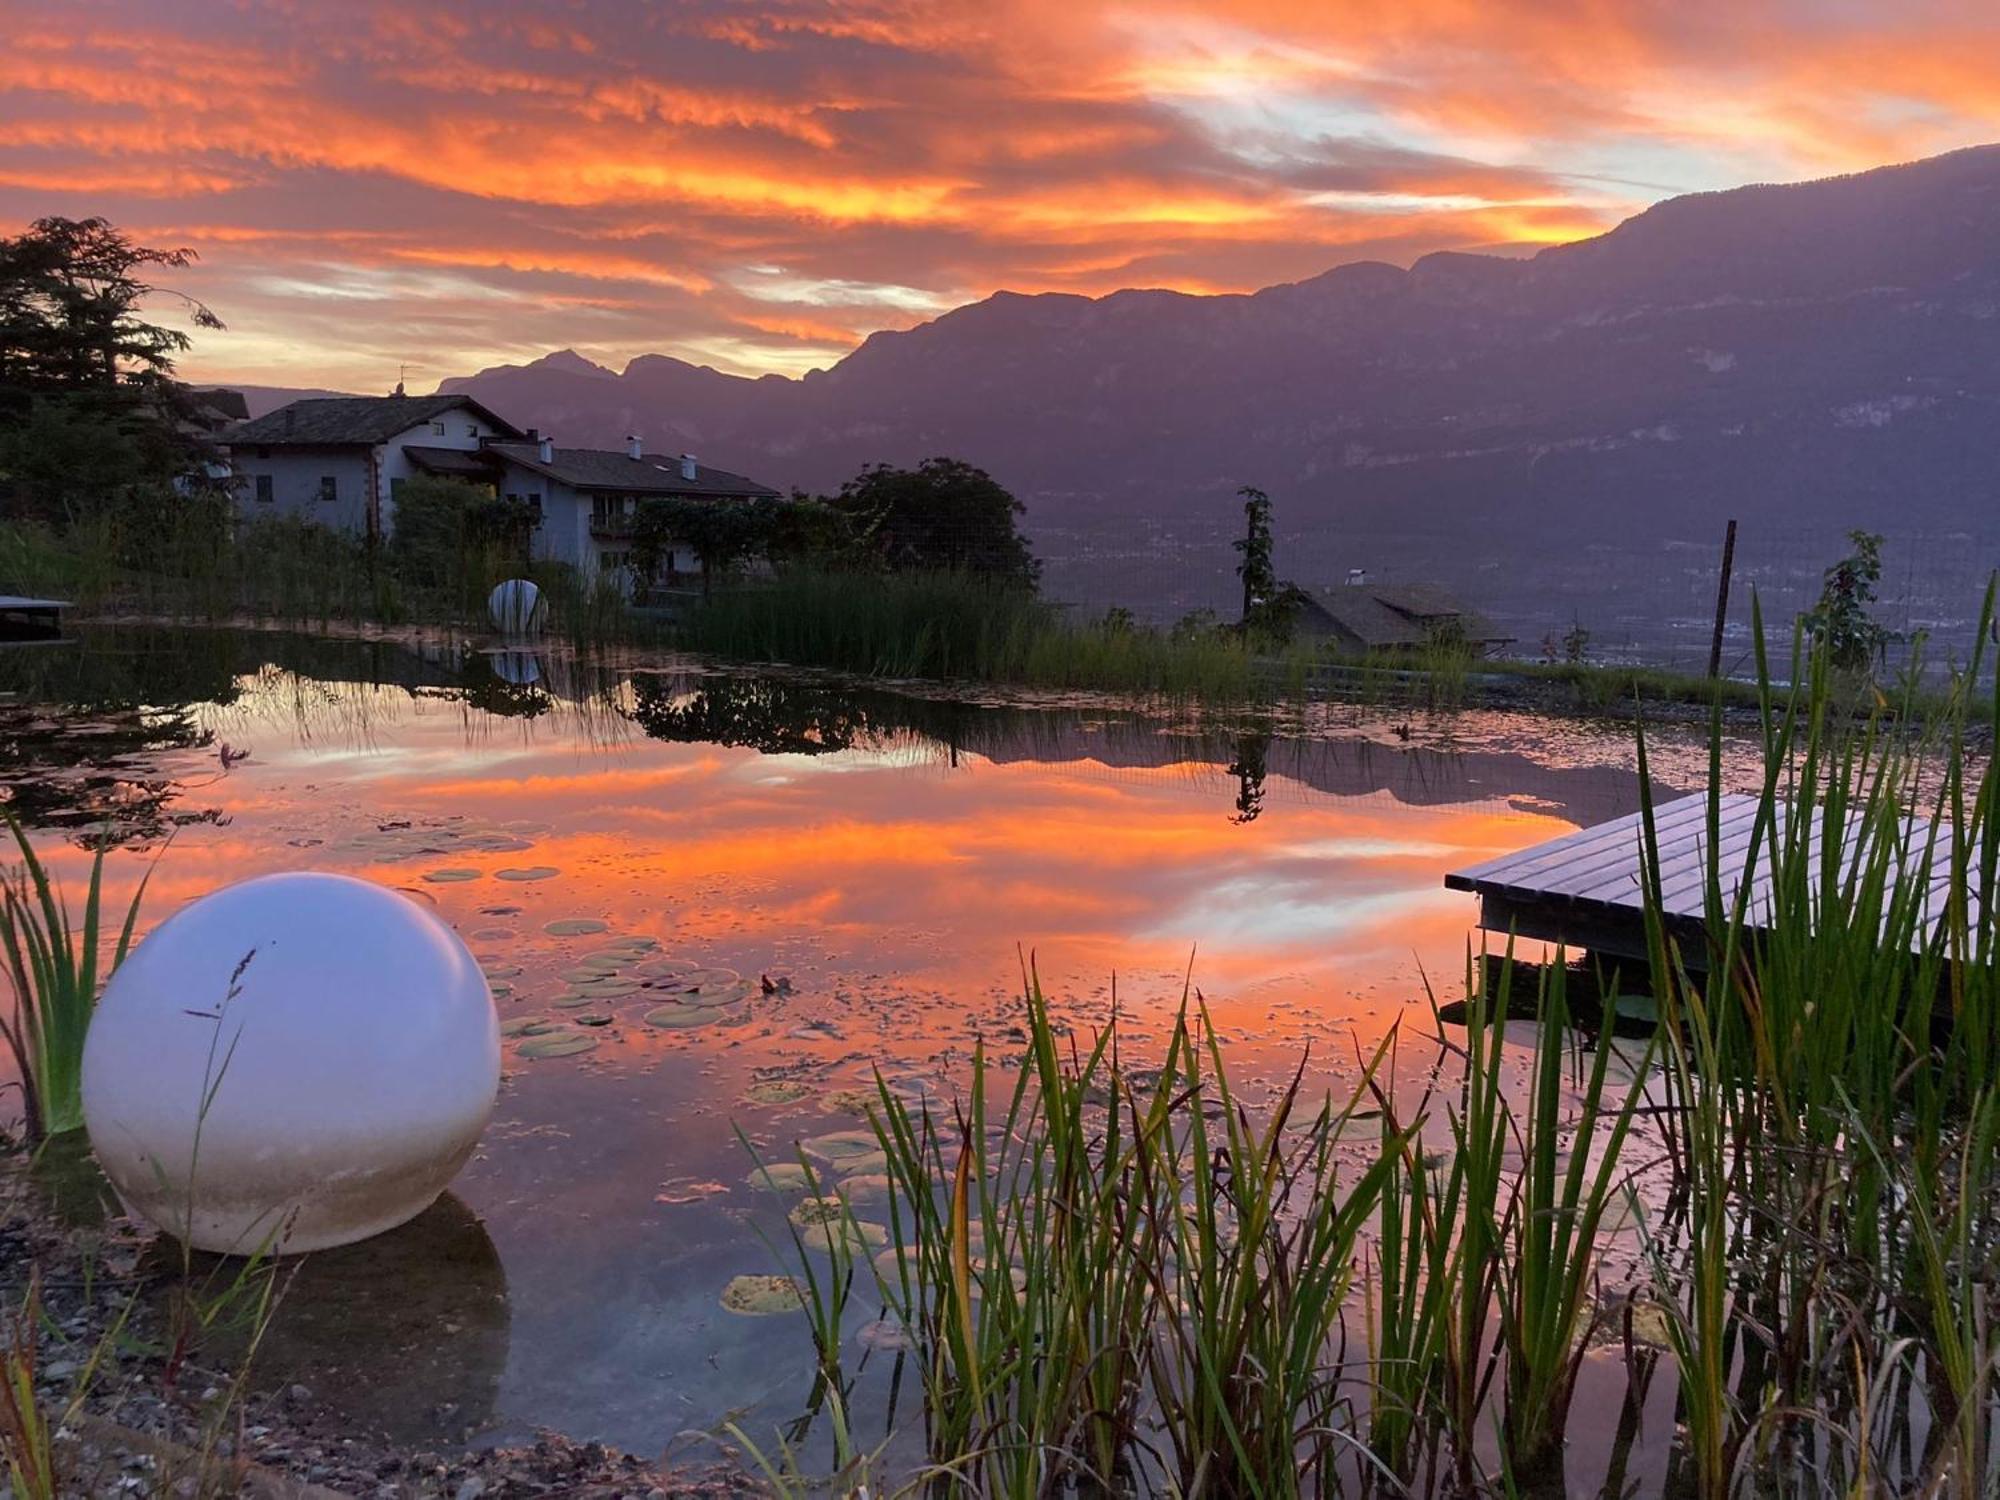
[234,1194,510,1443]
[2,624,1734,1473]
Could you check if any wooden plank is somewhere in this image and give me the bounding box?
[1446,788,1969,961]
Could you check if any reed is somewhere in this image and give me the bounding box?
[0,815,150,1144]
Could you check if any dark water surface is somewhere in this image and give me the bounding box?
[4,625,1743,1489]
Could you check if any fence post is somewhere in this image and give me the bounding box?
[1707,518,1738,679]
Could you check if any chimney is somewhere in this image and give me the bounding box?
[627,434,643,460]
[525,427,541,443]
[538,436,554,464]
[679,452,697,481]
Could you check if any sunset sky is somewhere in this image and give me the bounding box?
[4,1,1996,390]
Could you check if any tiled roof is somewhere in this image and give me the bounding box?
[1301,585,1510,648]
[484,443,780,498]
[403,445,494,478]
[227,394,520,446]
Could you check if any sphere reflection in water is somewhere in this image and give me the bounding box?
[198,1193,512,1442]
[82,872,500,1253]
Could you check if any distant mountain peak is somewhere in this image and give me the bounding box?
[533,348,615,379]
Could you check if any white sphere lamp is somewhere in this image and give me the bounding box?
[82,873,500,1255]
[488,578,545,636]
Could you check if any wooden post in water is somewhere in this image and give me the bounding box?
[1707,518,1738,680]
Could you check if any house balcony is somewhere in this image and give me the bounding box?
[589,513,635,539]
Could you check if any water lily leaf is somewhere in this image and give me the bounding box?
[517,1032,598,1059]
[574,978,640,998]
[422,868,482,883]
[544,918,608,936]
[856,1319,915,1353]
[634,957,698,981]
[572,1012,614,1027]
[742,1080,813,1107]
[801,1130,883,1166]
[495,866,560,882]
[481,963,524,980]
[796,1219,888,1254]
[838,1173,892,1205]
[681,980,754,1009]
[1612,993,1659,1024]
[499,1016,551,1037]
[561,964,623,982]
[720,1275,803,1316]
[821,1087,878,1116]
[643,1004,719,1030]
[745,1162,811,1192]
[788,1196,846,1229]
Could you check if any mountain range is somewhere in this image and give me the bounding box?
[286,145,2000,656]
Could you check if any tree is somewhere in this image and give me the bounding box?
[387,476,534,592]
[1802,529,1893,672]
[827,458,1038,586]
[1231,485,1310,641]
[629,494,842,598]
[0,217,225,525]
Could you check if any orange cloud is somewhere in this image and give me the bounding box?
[2,0,1993,387]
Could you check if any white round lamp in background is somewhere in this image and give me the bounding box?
[82,873,499,1255]
[488,578,544,636]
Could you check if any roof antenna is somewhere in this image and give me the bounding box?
[393,361,407,398]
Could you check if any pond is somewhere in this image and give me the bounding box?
[3,625,1741,1490]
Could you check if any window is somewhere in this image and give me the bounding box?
[466,424,477,438]
[318,475,338,504]
[431,422,446,436]
[389,477,406,501]
[254,474,273,504]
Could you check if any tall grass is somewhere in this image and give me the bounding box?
[0,815,149,1144]
[677,569,1290,703]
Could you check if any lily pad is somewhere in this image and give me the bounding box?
[422,868,482,883]
[499,1016,553,1037]
[742,1079,813,1107]
[745,1162,812,1192]
[821,1087,879,1116]
[720,1275,804,1316]
[634,957,698,981]
[681,980,754,1009]
[643,1004,720,1030]
[1612,993,1659,1024]
[481,963,524,980]
[796,1218,889,1254]
[562,964,623,982]
[856,1319,915,1354]
[801,1130,884,1166]
[544,918,608,936]
[517,1032,598,1059]
[574,978,640,998]
[788,1196,847,1229]
[838,1173,892,1205]
[495,866,560,882]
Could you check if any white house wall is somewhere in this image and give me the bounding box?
[233,446,374,533]
[231,409,502,538]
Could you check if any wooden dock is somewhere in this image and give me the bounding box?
[1444,791,1956,964]
[0,595,69,642]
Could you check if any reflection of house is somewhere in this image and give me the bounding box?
[225,392,521,539]
[1295,583,1512,655]
[479,437,780,583]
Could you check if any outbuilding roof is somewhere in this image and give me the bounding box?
[483,442,781,499]
[1300,584,1511,650]
[227,394,520,447]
